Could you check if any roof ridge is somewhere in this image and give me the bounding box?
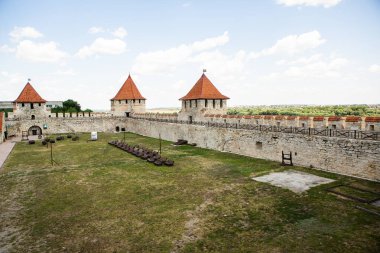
[14,82,47,103]
[179,73,229,100]
[111,74,146,100]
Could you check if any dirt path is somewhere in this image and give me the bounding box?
[171,184,238,253]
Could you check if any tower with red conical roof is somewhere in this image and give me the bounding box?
[13,82,50,120]
[111,74,146,116]
[179,73,229,121]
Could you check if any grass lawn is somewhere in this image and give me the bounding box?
[0,132,379,252]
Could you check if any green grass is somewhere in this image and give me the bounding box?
[0,132,379,252]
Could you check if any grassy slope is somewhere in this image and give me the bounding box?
[0,132,379,252]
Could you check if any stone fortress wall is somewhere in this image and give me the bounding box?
[134,112,380,131]
[4,113,380,181]
[0,112,4,143]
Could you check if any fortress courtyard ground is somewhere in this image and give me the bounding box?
[0,133,379,252]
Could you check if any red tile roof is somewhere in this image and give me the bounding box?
[328,116,341,121]
[345,116,361,122]
[180,74,229,100]
[287,116,297,120]
[112,75,146,100]
[365,117,380,123]
[0,112,3,132]
[299,116,310,120]
[14,82,47,103]
[313,116,325,121]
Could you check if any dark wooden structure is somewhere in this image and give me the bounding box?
[281,151,293,166]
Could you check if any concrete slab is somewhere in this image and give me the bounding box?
[372,200,380,207]
[253,170,335,193]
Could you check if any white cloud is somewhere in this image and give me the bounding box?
[191,31,229,51]
[369,64,380,73]
[277,54,322,65]
[277,0,342,8]
[9,26,43,41]
[112,27,128,38]
[250,31,326,58]
[76,38,127,59]
[262,55,349,80]
[16,40,67,63]
[0,44,15,53]
[88,26,105,34]
[54,69,76,76]
[132,31,229,74]
[190,50,248,82]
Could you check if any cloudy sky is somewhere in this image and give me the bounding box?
[0,0,379,110]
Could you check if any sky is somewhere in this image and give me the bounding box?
[0,0,379,110]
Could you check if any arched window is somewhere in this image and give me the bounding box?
[31,115,35,120]
[116,126,120,132]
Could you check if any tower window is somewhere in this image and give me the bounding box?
[195,100,197,108]
[133,99,135,103]
[220,100,223,108]
[39,103,41,106]
[205,100,208,107]
[213,100,215,108]
[22,103,25,107]
[184,101,186,108]
[139,99,141,104]
[119,100,121,104]
[190,100,192,108]
[31,103,34,109]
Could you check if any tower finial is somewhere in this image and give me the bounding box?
[203,69,207,73]
[28,78,31,82]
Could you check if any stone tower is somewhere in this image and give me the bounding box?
[13,82,50,120]
[111,74,146,116]
[178,73,229,122]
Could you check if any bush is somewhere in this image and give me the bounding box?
[50,140,56,143]
[28,140,35,144]
[42,140,47,145]
[44,137,50,142]
[72,136,79,141]
[67,135,72,138]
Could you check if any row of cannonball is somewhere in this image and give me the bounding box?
[108,140,174,166]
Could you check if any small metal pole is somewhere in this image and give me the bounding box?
[50,142,53,166]
[123,131,126,142]
[159,133,162,154]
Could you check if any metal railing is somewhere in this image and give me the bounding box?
[131,116,379,141]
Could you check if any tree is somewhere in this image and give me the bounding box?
[51,99,88,113]
[63,99,81,112]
